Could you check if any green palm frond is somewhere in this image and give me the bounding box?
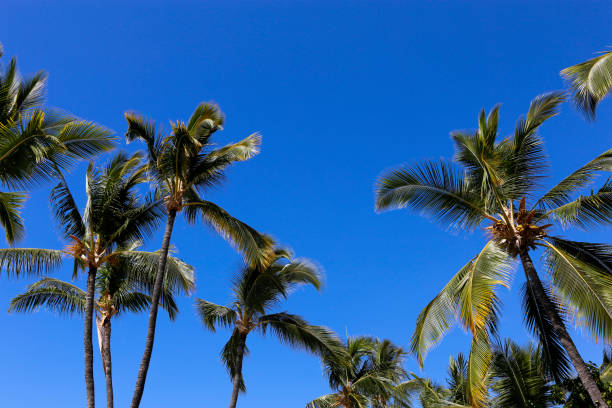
[49,169,85,239]
[221,328,248,392]
[9,277,85,315]
[561,50,612,118]
[542,238,612,343]
[116,249,195,295]
[52,119,115,163]
[112,291,153,316]
[195,299,236,332]
[490,340,551,408]
[521,278,571,382]
[376,159,489,230]
[305,393,338,408]
[0,191,25,244]
[543,178,612,229]
[278,259,323,291]
[0,248,63,277]
[466,332,492,407]
[258,312,342,357]
[536,147,612,211]
[183,199,274,269]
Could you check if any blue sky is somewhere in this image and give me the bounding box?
[1,1,612,407]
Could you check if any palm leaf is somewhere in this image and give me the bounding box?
[535,147,612,211]
[542,238,612,343]
[561,50,612,118]
[0,248,63,277]
[195,299,236,332]
[9,277,85,315]
[376,159,490,230]
[183,199,273,269]
[0,191,25,244]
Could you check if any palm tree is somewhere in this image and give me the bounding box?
[8,244,193,408]
[0,43,115,243]
[124,102,274,407]
[0,152,164,408]
[197,247,340,408]
[307,336,410,408]
[375,92,612,407]
[446,354,470,406]
[553,349,612,407]
[561,50,612,119]
[490,339,553,408]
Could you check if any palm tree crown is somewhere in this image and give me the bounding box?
[0,45,115,244]
[307,336,410,408]
[197,247,341,408]
[376,92,612,406]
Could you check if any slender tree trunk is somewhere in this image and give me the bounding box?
[228,333,247,408]
[520,250,608,408]
[84,266,97,408]
[102,318,113,408]
[130,210,177,408]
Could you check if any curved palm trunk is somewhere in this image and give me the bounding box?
[228,333,247,408]
[102,318,113,408]
[130,210,177,408]
[84,266,97,408]
[520,250,608,408]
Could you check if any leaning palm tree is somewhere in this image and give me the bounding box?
[124,102,274,407]
[307,336,410,408]
[376,92,612,407]
[0,43,114,243]
[490,339,553,408]
[562,49,612,119]
[197,247,340,408]
[8,242,194,408]
[0,152,164,408]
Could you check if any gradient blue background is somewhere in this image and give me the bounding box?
[1,1,611,407]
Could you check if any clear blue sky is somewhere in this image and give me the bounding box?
[1,1,611,407]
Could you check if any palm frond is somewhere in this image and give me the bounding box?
[195,299,236,332]
[259,312,342,357]
[183,199,274,269]
[561,50,612,118]
[0,248,63,277]
[543,178,612,229]
[535,147,612,210]
[305,393,338,408]
[9,277,85,315]
[542,238,612,343]
[0,191,25,244]
[521,278,571,382]
[220,328,248,392]
[465,332,492,407]
[49,169,84,239]
[376,159,489,230]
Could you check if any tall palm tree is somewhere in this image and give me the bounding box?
[375,92,612,407]
[197,247,340,408]
[124,102,274,407]
[8,242,194,408]
[561,50,612,119]
[0,44,115,243]
[490,339,553,408]
[307,336,410,408]
[0,152,164,408]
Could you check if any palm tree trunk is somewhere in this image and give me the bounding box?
[130,209,177,408]
[84,266,97,408]
[228,333,247,408]
[520,250,608,408]
[102,318,113,408]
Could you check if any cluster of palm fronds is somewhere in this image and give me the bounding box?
[1,41,612,408]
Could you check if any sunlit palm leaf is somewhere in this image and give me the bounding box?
[542,238,612,343]
[561,50,612,118]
